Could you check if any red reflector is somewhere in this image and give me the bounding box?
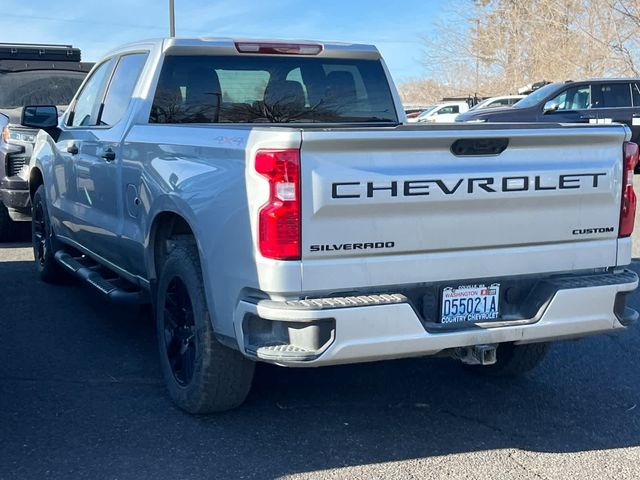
[255,149,301,260]
[620,141,638,237]
[235,42,323,55]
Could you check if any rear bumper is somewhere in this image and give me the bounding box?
[234,269,638,366]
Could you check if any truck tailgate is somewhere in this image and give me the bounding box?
[299,125,627,289]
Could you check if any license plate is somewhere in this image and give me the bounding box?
[440,283,500,324]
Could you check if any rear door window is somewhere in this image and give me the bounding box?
[594,83,632,108]
[150,54,398,124]
[99,53,148,126]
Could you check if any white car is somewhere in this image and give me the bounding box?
[468,95,526,111]
[414,101,469,123]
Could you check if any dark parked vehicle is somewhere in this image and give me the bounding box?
[0,43,92,240]
[457,78,640,148]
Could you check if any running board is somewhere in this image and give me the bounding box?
[54,250,149,304]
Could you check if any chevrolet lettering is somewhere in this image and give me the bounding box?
[332,173,607,199]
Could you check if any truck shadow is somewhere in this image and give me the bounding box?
[2,257,639,479]
[236,338,639,477]
[2,221,31,243]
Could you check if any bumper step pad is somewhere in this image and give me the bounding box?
[262,293,408,310]
[246,343,318,362]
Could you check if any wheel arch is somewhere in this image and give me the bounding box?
[29,167,44,199]
[148,210,202,283]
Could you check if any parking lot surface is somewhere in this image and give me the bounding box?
[1,237,640,480]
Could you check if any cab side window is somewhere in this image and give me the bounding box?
[438,105,459,114]
[99,53,148,126]
[594,83,632,108]
[67,59,114,127]
[550,85,591,111]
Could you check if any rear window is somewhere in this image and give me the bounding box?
[150,55,398,124]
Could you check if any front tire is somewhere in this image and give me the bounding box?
[0,203,17,242]
[31,185,64,283]
[467,342,551,377]
[156,244,255,413]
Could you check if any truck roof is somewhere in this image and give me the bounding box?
[103,37,381,60]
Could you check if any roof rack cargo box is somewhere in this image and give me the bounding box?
[0,60,94,72]
[0,43,81,62]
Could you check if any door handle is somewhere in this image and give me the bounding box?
[101,148,116,162]
[66,144,79,155]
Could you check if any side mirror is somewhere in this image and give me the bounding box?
[21,105,58,129]
[543,101,560,114]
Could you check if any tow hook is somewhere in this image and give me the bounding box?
[454,344,498,366]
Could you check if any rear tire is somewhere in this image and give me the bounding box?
[0,203,17,242]
[31,185,64,283]
[156,244,255,414]
[467,342,551,377]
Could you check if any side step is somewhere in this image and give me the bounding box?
[54,250,149,304]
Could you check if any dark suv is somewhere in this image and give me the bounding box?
[456,78,640,143]
[0,43,92,240]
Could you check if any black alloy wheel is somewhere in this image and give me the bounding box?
[31,185,63,283]
[155,243,255,413]
[163,276,197,386]
[32,200,47,268]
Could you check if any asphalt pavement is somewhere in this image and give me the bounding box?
[1,235,640,479]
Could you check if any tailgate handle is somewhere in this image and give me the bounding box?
[451,138,509,156]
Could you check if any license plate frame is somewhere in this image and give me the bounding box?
[440,283,501,324]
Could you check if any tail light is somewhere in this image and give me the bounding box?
[619,141,639,237]
[255,149,301,260]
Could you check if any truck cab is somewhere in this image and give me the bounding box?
[0,43,92,239]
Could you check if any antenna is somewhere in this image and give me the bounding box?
[169,0,176,37]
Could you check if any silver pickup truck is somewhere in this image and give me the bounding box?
[22,37,639,413]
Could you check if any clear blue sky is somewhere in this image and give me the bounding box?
[0,0,446,83]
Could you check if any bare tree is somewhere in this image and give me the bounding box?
[399,0,640,104]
